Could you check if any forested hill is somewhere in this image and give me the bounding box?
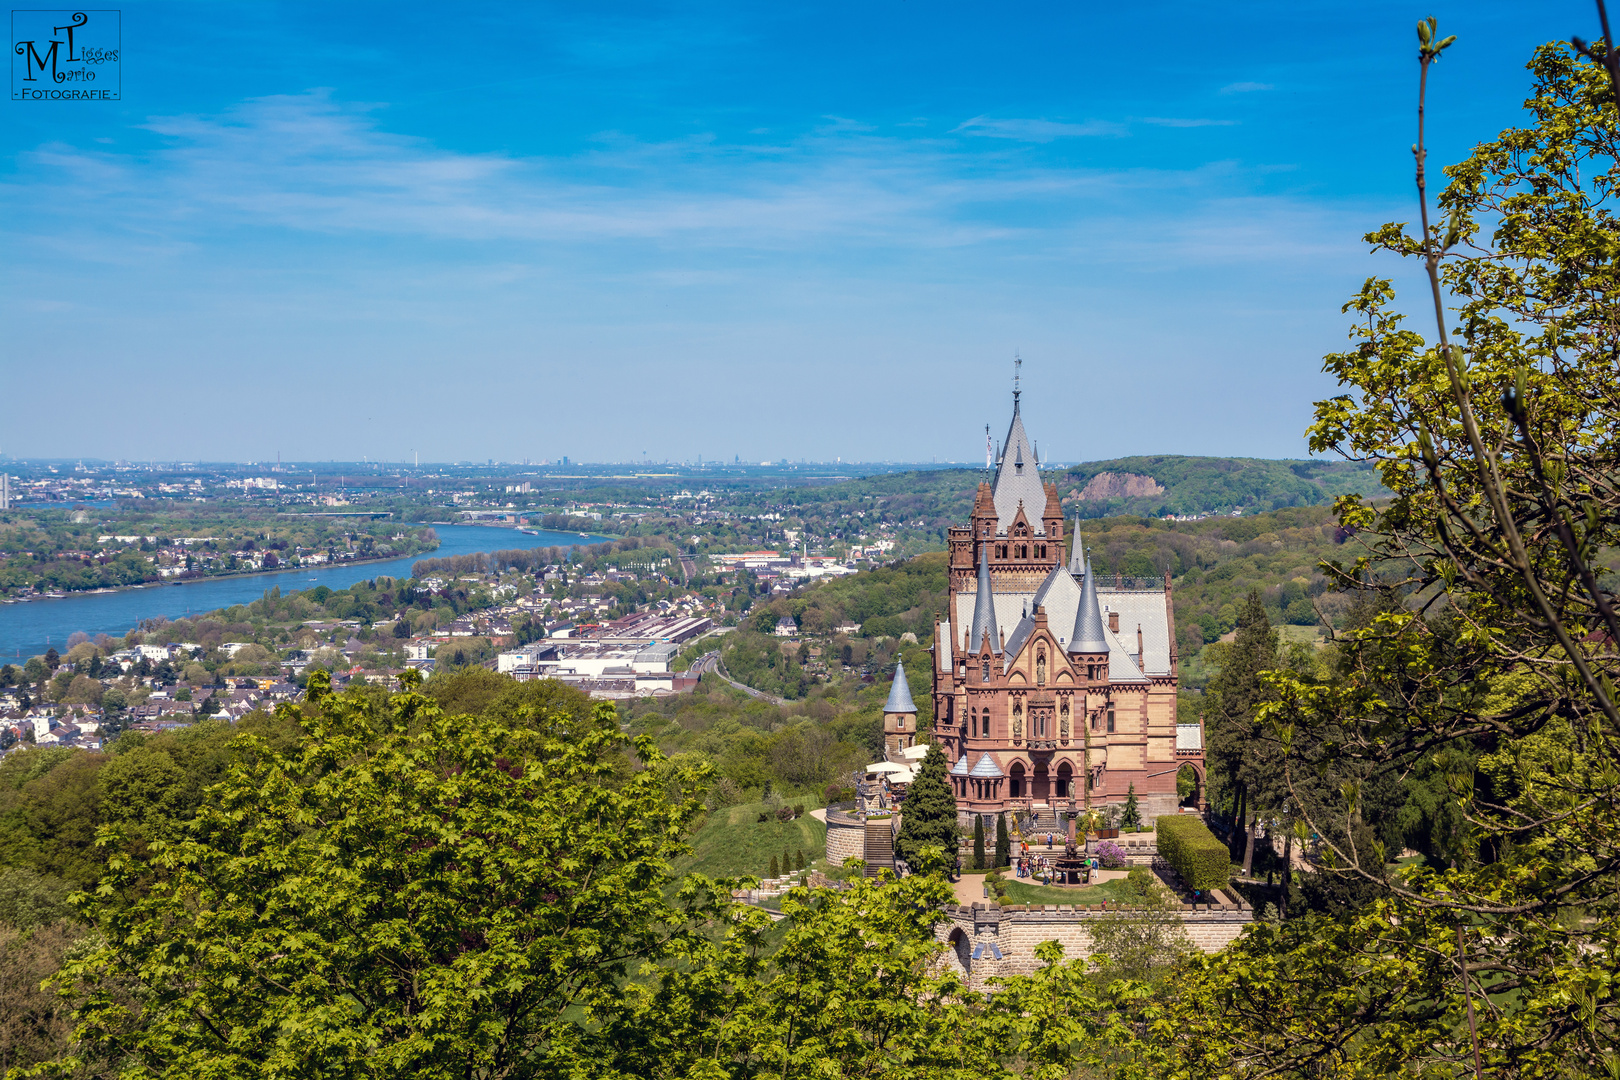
[755,457,1384,550]
[1053,456,1384,519]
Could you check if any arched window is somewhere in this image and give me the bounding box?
[1107,706,1116,733]
[1036,649,1047,686]
[981,659,991,683]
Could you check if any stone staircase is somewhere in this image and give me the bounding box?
[863,817,896,877]
[1024,806,1062,835]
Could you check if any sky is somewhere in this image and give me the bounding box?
[0,2,1589,465]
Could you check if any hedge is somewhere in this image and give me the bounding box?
[1156,815,1231,892]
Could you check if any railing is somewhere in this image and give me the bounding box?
[1091,575,1168,591]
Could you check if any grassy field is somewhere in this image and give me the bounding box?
[677,799,828,881]
[1000,877,1143,906]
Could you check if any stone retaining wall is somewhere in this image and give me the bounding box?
[934,900,1251,989]
[824,809,867,867]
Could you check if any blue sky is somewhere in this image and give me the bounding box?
[0,2,1584,464]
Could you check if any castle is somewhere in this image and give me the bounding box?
[920,384,1206,827]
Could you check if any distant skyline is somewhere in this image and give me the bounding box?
[2,2,1584,463]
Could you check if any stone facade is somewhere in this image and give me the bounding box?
[935,899,1252,989]
[932,389,1206,828]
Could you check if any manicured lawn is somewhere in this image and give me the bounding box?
[1000,876,1143,906]
[676,799,827,880]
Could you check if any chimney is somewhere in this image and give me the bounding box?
[1108,611,1119,633]
[1137,624,1144,658]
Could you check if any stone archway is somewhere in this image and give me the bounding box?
[1033,761,1050,803]
[1177,761,1206,808]
[1010,761,1026,799]
[1055,760,1074,799]
[946,927,972,976]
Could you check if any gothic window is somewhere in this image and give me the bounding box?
[1107,706,1116,733]
[981,659,991,683]
[1036,649,1047,686]
[1038,544,1046,559]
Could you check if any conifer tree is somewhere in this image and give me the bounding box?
[972,815,985,871]
[893,743,957,868]
[769,855,779,878]
[783,847,793,876]
[1206,589,1280,876]
[994,812,1010,868]
[1121,784,1142,831]
[795,849,805,871]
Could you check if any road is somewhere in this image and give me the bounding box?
[692,650,786,705]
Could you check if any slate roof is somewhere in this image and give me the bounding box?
[969,544,998,653]
[991,399,1048,535]
[1070,558,1109,653]
[968,752,1005,779]
[884,662,917,713]
[950,754,972,776]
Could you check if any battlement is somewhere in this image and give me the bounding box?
[935,897,1252,987]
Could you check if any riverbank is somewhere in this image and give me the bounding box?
[0,525,609,660]
[0,546,441,606]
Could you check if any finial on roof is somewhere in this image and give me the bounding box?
[1069,520,1086,574]
[1013,355,1022,413]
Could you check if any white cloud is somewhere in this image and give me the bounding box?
[950,116,1127,142]
[1142,117,1240,128]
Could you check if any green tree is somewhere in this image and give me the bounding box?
[1204,589,1279,875]
[769,854,779,878]
[1121,783,1142,830]
[994,811,1009,869]
[52,671,710,1076]
[892,742,956,869]
[1083,874,1193,983]
[972,814,985,871]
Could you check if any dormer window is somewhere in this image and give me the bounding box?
[981,659,991,683]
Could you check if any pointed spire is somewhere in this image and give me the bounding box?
[1070,556,1108,653]
[884,662,916,713]
[970,543,998,653]
[1069,519,1086,574]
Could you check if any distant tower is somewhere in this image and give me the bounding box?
[0,472,9,511]
[883,661,918,754]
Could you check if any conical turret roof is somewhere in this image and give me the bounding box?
[884,662,917,713]
[1069,520,1086,574]
[970,543,998,653]
[1070,556,1108,653]
[991,394,1046,534]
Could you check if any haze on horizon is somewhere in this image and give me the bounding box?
[1,2,1571,465]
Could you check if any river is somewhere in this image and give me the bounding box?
[0,524,608,661]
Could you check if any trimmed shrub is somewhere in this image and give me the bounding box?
[1156,815,1230,891]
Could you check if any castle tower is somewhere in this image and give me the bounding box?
[883,662,918,754]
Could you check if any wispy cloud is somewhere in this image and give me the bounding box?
[950,116,1127,142]
[1219,81,1274,94]
[2,91,1375,284]
[1142,117,1240,128]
